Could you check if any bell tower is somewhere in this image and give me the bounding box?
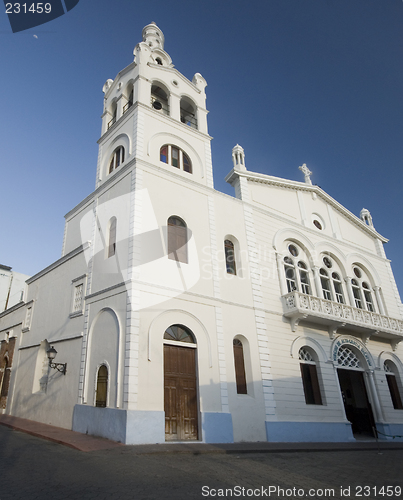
[96,22,213,190]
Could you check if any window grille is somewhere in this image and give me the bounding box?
[73,284,83,312]
[336,346,360,369]
[298,347,314,362]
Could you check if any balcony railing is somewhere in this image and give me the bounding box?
[283,291,403,346]
[123,101,133,114]
[107,116,116,129]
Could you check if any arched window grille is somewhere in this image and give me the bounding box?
[167,216,188,264]
[336,346,360,369]
[225,240,236,275]
[107,217,117,258]
[108,146,125,174]
[160,145,192,174]
[320,268,332,301]
[164,324,195,344]
[384,361,403,410]
[298,347,322,405]
[233,339,247,394]
[95,365,108,408]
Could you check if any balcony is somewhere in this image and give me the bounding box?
[283,291,403,349]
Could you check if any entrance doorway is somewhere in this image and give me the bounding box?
[337,369,375,436]
[164,343,198,441]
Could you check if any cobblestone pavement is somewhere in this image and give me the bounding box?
[0,426,401,500]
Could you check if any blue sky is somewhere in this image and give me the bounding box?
[1,0,403,296]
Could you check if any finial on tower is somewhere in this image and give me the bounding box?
[360,208,374,228]
[299,163,312,184]
[142,22,165,50]
[232,144,246,171]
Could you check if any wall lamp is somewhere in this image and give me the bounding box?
[46,346,67,375]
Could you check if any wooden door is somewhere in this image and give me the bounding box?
[164,344,198,441]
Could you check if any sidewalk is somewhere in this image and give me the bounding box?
[2,413,403,454]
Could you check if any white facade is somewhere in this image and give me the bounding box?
[1,24,403,443]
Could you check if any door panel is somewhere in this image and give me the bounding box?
[164,345,198,441]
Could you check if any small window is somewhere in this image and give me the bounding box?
[298,261,310,295]
[183,153,192,173]
[233,339,247,394]
[284,257,296,293]
[288,244,299,257]
[362,283,374,312]
[159,145,192,174]
[107,217,117,258]
[332,273,344,304]
[108,146,125,174]
[313,220,322,230]
[385,361,403,410]
[320,269,332,301]
[351,279,363,309]
[95,365,108,408]
[24,306,32,330]
[224,240,236,275]
[73,284,83,313]
[168,216,188,264]
[299,347,322,405]
[323,256,332,269]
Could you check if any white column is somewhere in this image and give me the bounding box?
[373,286,385,315]
[276,252,287,296]
[312,266,323,298]
[344,276,355,307]
[365,370,385,423]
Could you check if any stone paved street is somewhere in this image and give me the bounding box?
[0,426,402,500]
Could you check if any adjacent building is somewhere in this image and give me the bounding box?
[1,24,403,444]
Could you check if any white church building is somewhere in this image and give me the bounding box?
[1,23,403,444]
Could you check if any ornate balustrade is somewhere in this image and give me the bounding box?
[283,291,403,349]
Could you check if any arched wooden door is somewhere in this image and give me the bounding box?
[164,325,198,441]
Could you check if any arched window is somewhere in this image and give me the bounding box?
[108,102,117,129]
[350,266,377,312]
[164,324,195,344]
[283,243,311,295]
[351,279,362,309]
[320,269,332,300]
[95,365,108,408]
[159,145,192,174]
[298,347,322,405]
[362,282,374,312]
[298,261,310,294]
[168,216,188,264]
[151,84,169,115]
[284,257,297,293]
[384,361,403,410]
[0,356,10,402]
[123,88,133,114]
[332,272,344,304]
[233,339,247,394]
[108,146,125,174]
[180,97,197,129]
[224,240,236,275]
[107,217,117,258]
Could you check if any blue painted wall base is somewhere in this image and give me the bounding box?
[72,405,165,444]
[265,421,355,442]
[376,423,403,441]
[201,412,233,443]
